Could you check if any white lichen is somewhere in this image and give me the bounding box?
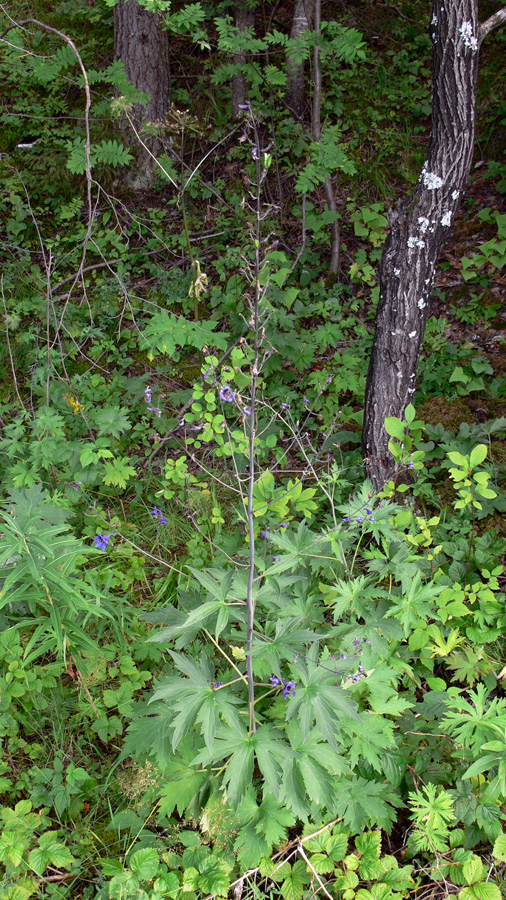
[394,267,400,276]
[460,21,478,51]
[441,211,452,226]
[431,13,438,25]
[418,298,426,309]
[418,216,430,233]
[422,171,443,190]
[452,189,460,201]
[408,331,417,338]
[407,236,425,250]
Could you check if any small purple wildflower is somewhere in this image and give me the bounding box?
[356,516,363,524]
[280,402,291,411]
[303,397,309,407]
[151,507,167,525]
[365,509,372,515]
[94,533,113,551]
[219,385,236,403]
[260,530,269,539]
[151,506,158,518]
[270,555,281,562]
[408,460,415,469]
[282,680,296,699]
[239,102,250,110]
[145,386,152,403]
[244,406,251,416]
[159,511,167,525]
[75,481,83,486]
[203,369,211,380]
[343,516,351,523]
[270,676,280,687]
[369,517,376,523]
[340,653,347,660]
[279,523,288,529]
[251,147,259,160]
[353,635,361,647]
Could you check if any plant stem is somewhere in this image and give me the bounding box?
[245,133,264,737]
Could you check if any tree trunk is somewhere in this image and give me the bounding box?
[362,0,505,491]
[114,0,171,163]
[231,4,255,117]
[285,0,315,119]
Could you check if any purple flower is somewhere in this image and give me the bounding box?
[270,556,280,562]
[280,402,291,411]
[343,517,350,523]
[353,635,361,647]
[203,369,211,380]
[244,406,251,416]
[151,507,167,525]
[303,397,309,407]
[408,460,415,469]
[356,516,363,524]
[251,147,259,160]
[239,102,250,110]
[151,506,158,518]
[145,386,152,403]
[365,509,372,515]
[212,681,223,690]
[279,523,288,529]
[282,680,296,699]
[219,385,236,403]
[94,533,113,551]
[159,511,167,525]
[369,516,376,523]
[340,653,347,660]
[260,530,269,539]
[270,676,280,686]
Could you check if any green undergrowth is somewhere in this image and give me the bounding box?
[1,0,506,898]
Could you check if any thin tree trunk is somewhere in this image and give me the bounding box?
[312,0,339,276]
[114,0,171,162]
[285,0,315,119]
[232,4,255,116]
[362,0,506,491]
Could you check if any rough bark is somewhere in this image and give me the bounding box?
[114,0,171,161]
[362,0,482,490]
[285,0,315,119]
[231,4,255,117]
[312,0,339,275]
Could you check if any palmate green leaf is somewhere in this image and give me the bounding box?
[283,722,348,817]
[194,723,254,808]
[287,644,360,750]
[342,714,396,772]
[252,794,295,849]
[334,778,400,834]
[254,726,292,800]
[250,617,319,669]
[156,736,208,817]
[93,406,131,438]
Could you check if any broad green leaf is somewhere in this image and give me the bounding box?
[492,833,506,862]
[469,444,488,468]
[130,847,159,881]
